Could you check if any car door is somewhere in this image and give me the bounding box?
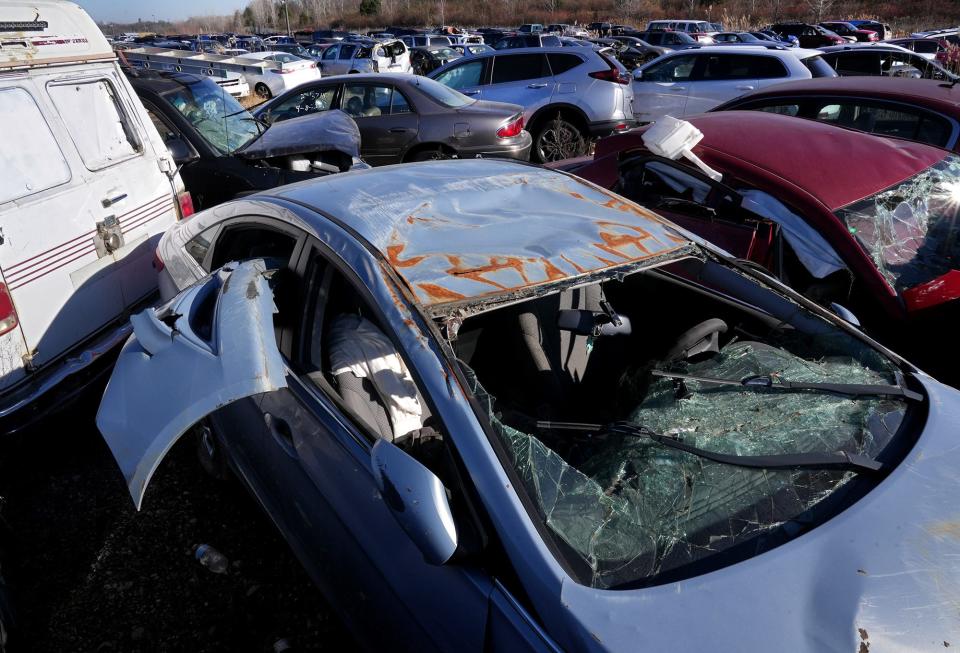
[245,243,493,650]
[341,83,418,164]
[432,57,489,100]
[483,53,553,116]
[261,84,340,124]
[319,43,340,74]
[683,53,762,115]
[335,43,358,74]
[632,53,696,121]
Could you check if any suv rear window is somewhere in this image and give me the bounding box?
[803,55,837,78]
[547,53,583,74]
[491,53,550,83]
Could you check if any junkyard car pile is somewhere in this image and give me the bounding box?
[5,0,960,651]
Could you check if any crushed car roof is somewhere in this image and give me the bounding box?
[269,159,693,310]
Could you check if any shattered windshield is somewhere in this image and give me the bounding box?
[163,77,261,155]
[836,155,960,293]
[456,265,909,589]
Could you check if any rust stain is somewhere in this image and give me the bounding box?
[445,255,533,290]
[417,283,466,302]
[594,220,660,260]
[386,243,427,269]
[927,521,960,540]
[569,191,585,200]
[560,254,588,274]
[859,628,869,641]
[540,258,566,281]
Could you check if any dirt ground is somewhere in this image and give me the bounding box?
[0,385,358,652]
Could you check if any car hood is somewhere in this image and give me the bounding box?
[238,109,361,160]
[557,372,960,652]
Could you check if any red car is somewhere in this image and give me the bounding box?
[561,111,960,377]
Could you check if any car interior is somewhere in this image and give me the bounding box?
[447,256,910,588]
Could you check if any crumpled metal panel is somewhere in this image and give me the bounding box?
[238,109,361,160]
[96,259,288,509]
[270,160,692,312]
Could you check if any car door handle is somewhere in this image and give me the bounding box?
[389,127,410,133]
[527,83,548,88]
[461,90,480,96]
[736,84,755,91]
[264,412,297,458]
[101,193,127,208]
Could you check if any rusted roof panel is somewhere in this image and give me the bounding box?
[272,159,692,310]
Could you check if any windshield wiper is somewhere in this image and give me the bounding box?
[651,370,923,402]
[603,421,886,475]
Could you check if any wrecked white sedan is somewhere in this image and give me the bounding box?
[98,159,960,651]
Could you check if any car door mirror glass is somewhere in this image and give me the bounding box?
[370,438,458,565]
[166,136,199,165]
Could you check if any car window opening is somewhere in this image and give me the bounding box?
[451,258,910,590]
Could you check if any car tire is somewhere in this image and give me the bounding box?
[409,147,452,162]
[533,114,587,163]
[194,420,232,482]
[255,82,272,100]
[349,70,359,74]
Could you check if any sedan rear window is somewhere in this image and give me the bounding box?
[412,76,474,108]
[837,155,960,293]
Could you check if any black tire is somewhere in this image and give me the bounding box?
[254,82,272,100]
[533,114,587,163]
[194,420,232,482]
[409,147,451,162]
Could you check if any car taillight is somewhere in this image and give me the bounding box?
[177,191,195,220]
[270,67,294,74]
[497,113,524,138]
[589,67,630,84]
[0,284,18,336]
[152,248,165,272]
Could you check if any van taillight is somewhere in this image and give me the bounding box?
[590,53,630,84]
[0,284,19,337]
[178,191,195,220]
[497,114,525,138]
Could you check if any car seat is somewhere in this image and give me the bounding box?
[345,95,364,116]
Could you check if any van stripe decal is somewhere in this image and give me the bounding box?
[7,246,97,291]
[120,200,175,234]
[5,237,98,283]
[4,195,170,274]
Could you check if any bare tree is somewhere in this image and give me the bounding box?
[806,0,834,23]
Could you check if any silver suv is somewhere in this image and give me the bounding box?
[429,46,635,161]
[319,39,411,75]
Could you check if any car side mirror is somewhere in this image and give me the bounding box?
[166,136,199,166]
[370,438,458,565]
[633,68,644,80]
[829,302,861,327]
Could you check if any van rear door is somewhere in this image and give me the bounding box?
[1,63,177,371]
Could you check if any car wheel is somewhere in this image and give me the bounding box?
[349,69,359,74]
[255,82,272,100]
[410,147,451,161]
[534,115,587,163]
[194,420,232,482]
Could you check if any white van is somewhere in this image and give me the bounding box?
[0,1,190,429]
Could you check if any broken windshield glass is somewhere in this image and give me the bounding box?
[836,155,960,293]
[463,334,906,590]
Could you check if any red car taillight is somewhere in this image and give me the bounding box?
[497,113,524,138]
[177,191,195,220]
[590,53,630,84]
[0,284,19,337]
[270,67,295,74]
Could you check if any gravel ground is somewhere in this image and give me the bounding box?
[0,386,358,652]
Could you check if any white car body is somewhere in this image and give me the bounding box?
[243,51,322,98]
[632,46,829,122]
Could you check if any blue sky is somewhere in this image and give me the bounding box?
[78,0,246,22]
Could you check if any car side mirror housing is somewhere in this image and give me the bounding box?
[370,438,458,565]
[633,68,644,80]
[166,136,199,166]
[829,302,861,327]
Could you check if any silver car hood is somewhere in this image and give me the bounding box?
[558,373,960,652]
[238,109,361,160]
